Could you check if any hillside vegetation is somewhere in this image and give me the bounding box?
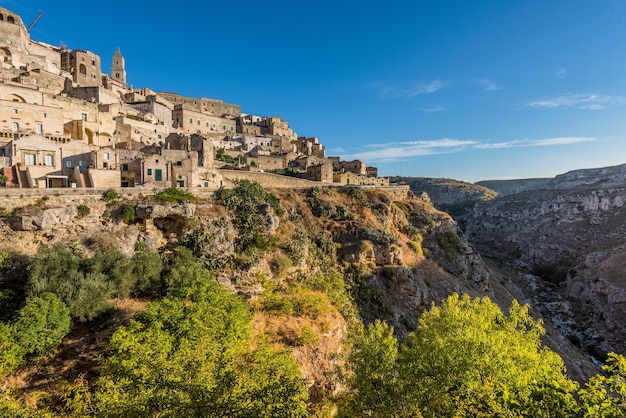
[0,183,624,416]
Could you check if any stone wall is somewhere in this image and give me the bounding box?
[221,169,337,189]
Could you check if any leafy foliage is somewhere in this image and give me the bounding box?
[76,204,90,218]
[338,320,415,417]
[101,189,121,201]
[26,243,164,321]
[95,269,308,417]
[119,204,136,224]
[153,187,196,203]
[579,352,626,416]
[13,292,70,358]
[339,294,580,417]
[215,180,281,252]
[0,293,70,379]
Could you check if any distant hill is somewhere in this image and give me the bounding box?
[389,176,498,219]
[477,163,626,196]
[465,162,626,361]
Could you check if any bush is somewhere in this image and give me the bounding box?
[153,187,196,203]
[120,204,136,224]
[270,254,292,278]
[76,204,90,218]
[13,292,70,358]
[102,189,121,201]
[0,323,22,378]
[131,246,163,295]
[297,325,319,346]
[27,244,115,322]
[408,240,423,256]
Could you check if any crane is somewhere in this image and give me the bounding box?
[26,11,44,32]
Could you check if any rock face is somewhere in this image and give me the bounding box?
[8,207,76,231]
[465,164,626,358]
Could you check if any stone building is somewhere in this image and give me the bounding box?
[172,104,236,136]
[306,162,333,183]
[159,92,241,117]
[61,49,102,87]
[294,136,325,158]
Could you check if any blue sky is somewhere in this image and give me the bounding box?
[6,0,626,182]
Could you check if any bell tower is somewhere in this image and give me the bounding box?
[111,46,126,86]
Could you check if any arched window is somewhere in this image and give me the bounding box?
[7,15,14,23]
[79,64,87,75]
[0,14,5,21]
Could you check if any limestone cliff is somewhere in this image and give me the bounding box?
[465,164,626,361]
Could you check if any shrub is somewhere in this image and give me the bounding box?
[436,231,462,260]
[102,189,121,201]
[153,187,196,203]
[13,292,71,358]
[120,204,136,224]
[297,325,319,346]
[131,246,163,295]
[76,204,90,218]
[270,254,293,278]
[408,240,424,256]
[27,244,115,322]
[0,323,22,379]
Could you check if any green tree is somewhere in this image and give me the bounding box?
[338,320,419,417]
[399,293,579,417]
[0,323,22,378]
[27,244,114,321]
[579,352,626,417]
[131,245,163,295]
[89,248,135,298]
[95,274,308,417]
[13,292,70,358]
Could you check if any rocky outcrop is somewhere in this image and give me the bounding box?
[477,163,626,196]
[135,203,196,219]
[465,165,626,358]
[8,207,76,231]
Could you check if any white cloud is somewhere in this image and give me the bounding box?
[526,94,626,110]
[419,105,447,112]
[368,79,449,98]
[344,138,476,162]
[342,136,596,163]
[556,68,568,78]
[472,79,502,91]
[474,136,595,149]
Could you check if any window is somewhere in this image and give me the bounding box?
[104,152,110,160]
[43,112,47,118]
[12,109,17,113]
[78,160,85,167]
[81,113,87,122]
[45,155,53,166]
[147,168,152,175]
[121,163,128,171]
[189,118,193,124]
[36,124,43,134]
[12,122,18,132]
[65,160,72,168]
[197,120,200,125]
[176,161,182,166]
[25,154,36,165]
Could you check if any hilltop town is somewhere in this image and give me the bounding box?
[0,7,388,190]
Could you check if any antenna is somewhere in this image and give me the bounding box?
[27,11,44,32]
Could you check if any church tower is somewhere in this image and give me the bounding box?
[111,46,126,86]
